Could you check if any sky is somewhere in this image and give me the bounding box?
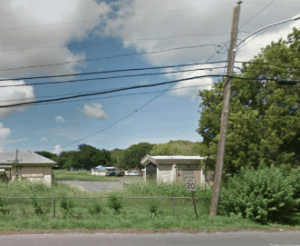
[0,0,299,154]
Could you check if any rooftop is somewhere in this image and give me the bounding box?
[0,151,56,164]
[141,155,205,165]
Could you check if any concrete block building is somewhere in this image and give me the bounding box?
[0,151,56,186]
[141,155,206,185]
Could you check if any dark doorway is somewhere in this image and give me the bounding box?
[146,162,157,180]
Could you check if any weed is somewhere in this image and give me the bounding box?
[107,194,122,214]
[148,200,158,217]
[31,198,45,216]
[60,198,75,219]
[88,202,102,215]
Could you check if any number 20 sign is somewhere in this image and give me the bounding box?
[186,179,196,191]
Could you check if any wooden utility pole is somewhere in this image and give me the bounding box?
[210,1,242,216]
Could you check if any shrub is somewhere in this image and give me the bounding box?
[60,198,75,218]
[107,194,122,214]
[0,197,9,215]
[88,202,102,215]
[31,198,45,216]
[219,161,299,224]
[148,200,159,217]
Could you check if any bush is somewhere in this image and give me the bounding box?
[148,200,159,217]
[31,198,45,216]
[0,197,9,215]
[60,198,75,218]
[88,202,102,215]
[219,162,300,224]
[107,194,122,214]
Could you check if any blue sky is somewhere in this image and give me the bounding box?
[0,0,299,154]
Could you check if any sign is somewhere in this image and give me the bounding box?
[185,178,196,191]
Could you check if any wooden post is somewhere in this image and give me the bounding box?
[210,1,242,217]
[191,191,198,218]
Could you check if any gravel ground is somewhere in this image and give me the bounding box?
[58,178,141,191]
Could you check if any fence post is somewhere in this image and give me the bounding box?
[172,197,175,216]
[53,197,56,218]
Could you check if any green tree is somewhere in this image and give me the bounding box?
[35,151,57,162]
[198,27,300,174]
[152,140,200,155]
[122,142,155,170]
[110,148,125,168]
[77,144,109,170]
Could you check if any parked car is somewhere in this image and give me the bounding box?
[126,171,140,177]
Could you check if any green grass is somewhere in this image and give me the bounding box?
[53,170,122,182]
[0,179,299,232]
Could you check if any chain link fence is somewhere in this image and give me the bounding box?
[0,196,211,218]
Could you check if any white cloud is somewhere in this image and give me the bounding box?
[7,138,28,144]
[102,0,300,97]
[55,116,66,123]
[41,137,48,142]
[0,0,112,79]
[77,103,109,119]
[53,145,62,154]
[0,123,11,151]
[0,80,35,118]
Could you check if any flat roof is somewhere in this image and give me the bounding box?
[141,155,205,165]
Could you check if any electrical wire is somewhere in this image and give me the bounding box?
[239,0,276,29]
[55,44,229,150]
[0,1,237,33]
[0,66,228,88]
[0,44,219,76]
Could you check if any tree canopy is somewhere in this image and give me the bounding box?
[121,142,155,170]
[198,28,300,174]
[152,140,200,155]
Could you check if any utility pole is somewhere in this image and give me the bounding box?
[210,1,242,216]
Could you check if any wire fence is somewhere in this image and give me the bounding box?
[0,196,211,218]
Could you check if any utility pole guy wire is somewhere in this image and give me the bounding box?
[210,1,242,216]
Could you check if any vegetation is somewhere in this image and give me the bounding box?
[121,142,155,170]
[198,28,300,174]
[152,140,200,155]
[0,176,299,232]
[36,140,201,172]
[219,162,300,225]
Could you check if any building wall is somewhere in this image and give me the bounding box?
[157,164,172,183]
[11,165,52,186]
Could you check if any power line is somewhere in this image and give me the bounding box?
[1,74,298,109]
[0,43,220,75]
[0,75,217,109]
[239,0,276,29]
[0,34,231,53]
[0,66,228,89]
[28,84,214,107]
[56,44,230,150]
[0,1,237,33]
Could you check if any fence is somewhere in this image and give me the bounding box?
[0,196,210,218]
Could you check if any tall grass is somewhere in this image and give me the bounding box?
[0,179,299,231]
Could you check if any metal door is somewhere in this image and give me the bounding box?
[183,169,194,182]
[146,163,157,179]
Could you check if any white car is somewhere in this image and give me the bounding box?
[126,171,140,176]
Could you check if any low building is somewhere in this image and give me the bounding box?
[0,151,56,186]
[141,155,206,185]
